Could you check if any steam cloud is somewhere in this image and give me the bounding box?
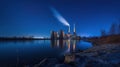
[50,7,70,26]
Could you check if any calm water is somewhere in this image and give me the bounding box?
[0,40,92,67]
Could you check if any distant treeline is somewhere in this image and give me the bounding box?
[0,37,50,41]
[0,37,34,40]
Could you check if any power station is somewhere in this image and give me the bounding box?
[50,24,80,40]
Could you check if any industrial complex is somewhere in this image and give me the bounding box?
[50,24,80,40]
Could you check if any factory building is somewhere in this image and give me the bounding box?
[59,30,65,39]
[51,31,58,40]
[50,24,80,40]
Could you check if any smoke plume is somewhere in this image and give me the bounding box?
[50,7,70,26]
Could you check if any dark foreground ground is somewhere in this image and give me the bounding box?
[29,43,120,67]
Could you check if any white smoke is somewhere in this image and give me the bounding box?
[50,7,70,27]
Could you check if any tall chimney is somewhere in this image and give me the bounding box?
[74,24,76,33]
[68,26,70,33]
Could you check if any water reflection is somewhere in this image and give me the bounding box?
[50,39,92,63]
[0,40,92,66]
[50,39,79,52]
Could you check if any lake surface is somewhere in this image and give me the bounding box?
[0,40,92,67]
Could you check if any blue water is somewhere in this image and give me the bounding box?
[0,40,92,67]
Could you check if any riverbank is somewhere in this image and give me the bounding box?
[31,43,120,67]
[84,35,120,45]
[75,43,120,67]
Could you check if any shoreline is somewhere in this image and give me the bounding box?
[30,43,120,67]
[82,34,120,45]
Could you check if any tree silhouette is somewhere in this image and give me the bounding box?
[101,29,106,36]
[109,23,117,35]
[118,24,120,34]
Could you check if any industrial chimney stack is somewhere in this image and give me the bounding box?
[73,24,76,35]
[68,26,70,33]
[74,24,76,33]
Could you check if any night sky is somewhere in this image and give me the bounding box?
[0,0,120,37]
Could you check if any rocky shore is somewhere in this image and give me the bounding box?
[75,43,120,67]
[32,43,120,67]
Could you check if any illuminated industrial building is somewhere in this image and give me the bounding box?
[50,24,80,40]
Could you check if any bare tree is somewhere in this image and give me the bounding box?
[118,24,120,34]
[109,23,117,35]
[101,29,106,36]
